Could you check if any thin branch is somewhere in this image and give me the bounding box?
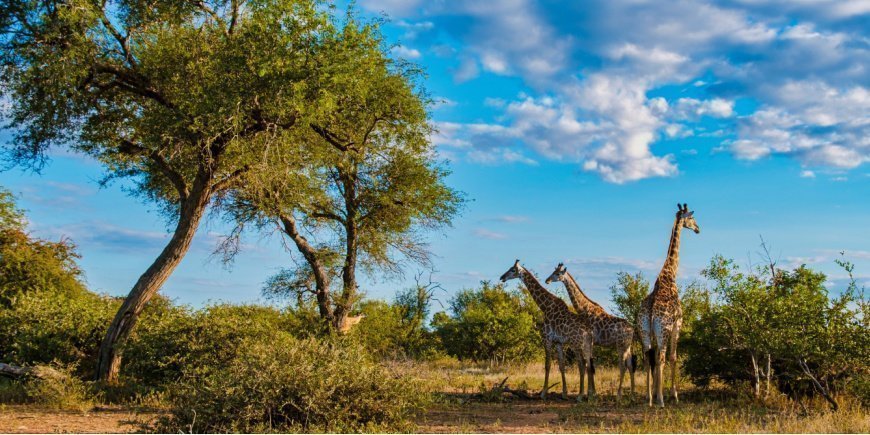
[118,140,189,200]
[311,124,356,152]
[211,164,251,192]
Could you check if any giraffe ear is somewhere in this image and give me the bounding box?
[687,211,694,217]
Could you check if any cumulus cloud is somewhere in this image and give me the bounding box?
[367,0,870,182]
[730,82,870,167]
[391,45,421,59]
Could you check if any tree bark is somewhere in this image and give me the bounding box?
[334,171,358,331]
[278,213,333,322]
[750,351,760,398]
[95,175,211,382]
[797,358,839,411]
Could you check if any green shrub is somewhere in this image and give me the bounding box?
[433,281,541,365]
[352,299,444,360]
[123,302,297,388]
[154,332,428,433]
[0,289,117,378]
[23,362,95,411]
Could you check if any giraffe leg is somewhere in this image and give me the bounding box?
[617,343,629,401]
[585,339,596,399]
[555,344,569,400]
[578,354,586,399]
[669,326,681,403]
[542,341,552,400]
[653,322,666,407]
[639,319,654,407]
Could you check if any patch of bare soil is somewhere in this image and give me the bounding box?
[0,405,156,434]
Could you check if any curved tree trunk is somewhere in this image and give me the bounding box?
[95,178,211,382]
[278,213,333,322]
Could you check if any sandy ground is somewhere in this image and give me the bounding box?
[0,405,155,433]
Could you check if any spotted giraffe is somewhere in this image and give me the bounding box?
[638,203,700,407]
[500,260,595,400]
[546,263,636,399]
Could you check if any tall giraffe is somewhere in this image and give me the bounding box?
[545,263,636,399]
[500,260,595,400]
[638,203,700,407]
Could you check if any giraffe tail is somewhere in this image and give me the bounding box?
[630,354,638,375]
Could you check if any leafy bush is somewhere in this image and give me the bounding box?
[123,302,303,387]
[433,281,541,365]
[351,285,445,360]
[23,362,95,411]
[0,188,87,308]
[0,289,117,378]
[682,255,869,407]
[154,333,428,433]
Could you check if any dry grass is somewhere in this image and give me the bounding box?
[1,359,866,433]
[398,359,870,433]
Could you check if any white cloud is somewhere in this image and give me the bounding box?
[379,0,870,181]
[800,170,816,178]
[730,82,870,168]
[391,45,421,59]
[473,228,508,240]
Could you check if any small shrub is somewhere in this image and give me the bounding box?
[23,363,94,411]
[154,332,428,433]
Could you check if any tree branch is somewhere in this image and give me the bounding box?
[211,164,251,192]
[92,63,176,109]
[93,2,133,66]
[311,124,356,152]
[190,0,229,35]
[118,140,190,201]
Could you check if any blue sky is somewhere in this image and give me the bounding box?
[2,0,869,311]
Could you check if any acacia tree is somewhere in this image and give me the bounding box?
[0,0,354,381]
[221,20,463,331]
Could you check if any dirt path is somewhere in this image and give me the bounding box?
[0,405,156,433]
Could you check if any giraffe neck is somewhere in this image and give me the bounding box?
[519,269,565,316]
[563,272,606,316]
[656,217,682,295]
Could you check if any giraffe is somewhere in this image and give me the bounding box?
[638,203,700,407]
[500,260,595,400]
[545,263,636,399]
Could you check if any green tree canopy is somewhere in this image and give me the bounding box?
[219,18,463,329]
[0,0,415,381]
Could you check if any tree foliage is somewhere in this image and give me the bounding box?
[432,281,541,365]
[220,17,464,329]
[682,254,868,407]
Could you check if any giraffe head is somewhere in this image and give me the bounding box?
[677,203,700,234]
[544,262,568,284]
[499,259,525,282]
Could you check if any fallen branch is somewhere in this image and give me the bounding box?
[0,362,35,379]
[0,362,59,380]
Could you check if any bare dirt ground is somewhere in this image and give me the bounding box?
[0,405,156,433]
